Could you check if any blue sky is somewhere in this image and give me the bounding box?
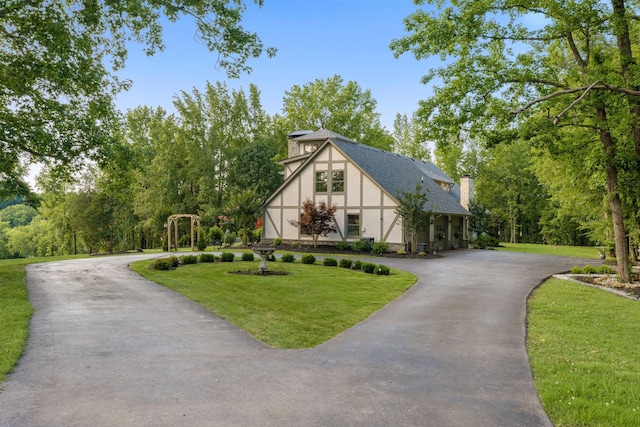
[114,0,437,131]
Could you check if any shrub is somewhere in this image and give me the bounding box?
[339,259,353,269]
[199,253,216,263]
[371,241,389,255]
[224,233,237,246]
[396,249,406,255]
[150,258,173,270]
[335,240,348,251]
[351,239,371,253]
[351,260,363,270]
[418,252,426,256]
[281,253,295,263]
[180,255,198,265]
[323,257,338,267]
[362,262,376,274]
[301,254,316,264]
[241,252,255,261]
[168,256,180,268]
[267,254,276,262]
[290,241,299,248]
[597,265,612,274]
[274,237,283,246]
[197,238,207,251]
[583,265,597,274]
[210,226,223,244]
[570,266,582,274]
[220,252,235,262]
[376,264,390,275]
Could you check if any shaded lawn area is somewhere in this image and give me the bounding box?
[496,242,601,259]
[528,278,640,426]
[130,260,416,349]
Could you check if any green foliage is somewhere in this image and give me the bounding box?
[273,238,283,246]
[339,259,353,269]
[396,249,406,255]
[180,255,198,265]
[288,199,337,247]
[220,188,263,246]
[220,252,235,262]
[570,266,583,274]
[597,265,612,274]
[301,254,316,264]
[394,183,432,252]
[1,1,273,192]
[150,258,174,271]
[393,112,431,162]
[351,239,371,253]
[322,258,337,267]
[282,75,393,150]
[362,262,376,274]
[199,253,216,263]
[197,238,207,251]
[335,240,348,251]
[351,260,363,270]
[267,254,276,262]
[371,241,389,254]
[582,265,598,274]
[241,252,254,262]
[224,233,237,246]
[210,226,224,244]
[418,252,426,256]
[376,265,390,276]
[0,205,37,228]
[281,253,295,263]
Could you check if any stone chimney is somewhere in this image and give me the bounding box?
[460,174,474,210]
[287,130,313,158]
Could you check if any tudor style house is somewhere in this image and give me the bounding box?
[262,129,473,252]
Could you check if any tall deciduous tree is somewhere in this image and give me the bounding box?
[393,113,431,161]
[282,75,394,150]
[0,0,274,192]
[391,0,640,281]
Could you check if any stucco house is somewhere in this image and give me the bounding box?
[262,129,473,252]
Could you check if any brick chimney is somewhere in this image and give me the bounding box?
[460,175,474,210]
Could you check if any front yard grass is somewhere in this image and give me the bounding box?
[528,278,640,426]
[130,259,416,348]
[497,242,601,259]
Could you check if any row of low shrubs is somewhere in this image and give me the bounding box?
[150,252,256,270]
[272,238,390,255]
[151,252,391,275]
[570,265,613,274]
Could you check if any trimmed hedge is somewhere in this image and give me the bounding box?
[220,252,235,262]
[180,255,198,265]
[241,252,255,262]
[281,253,295,263]
[323,257,337,267]
[199,253,216,263]
[351,260,363,270]
[362,262,376,274]
[339,259,353,269]
[371,241,389,255]
[150,258,174,270]
[376,265,390,275]
[301,254,316,264]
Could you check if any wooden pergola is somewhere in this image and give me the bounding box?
[167,214,201,252]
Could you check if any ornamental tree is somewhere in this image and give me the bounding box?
[394,183,432,252]
[289,199,337,247]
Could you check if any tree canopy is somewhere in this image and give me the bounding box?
[0,0,274,196]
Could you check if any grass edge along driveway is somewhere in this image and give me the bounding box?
[130,259,416,349]
[528,277,640,427]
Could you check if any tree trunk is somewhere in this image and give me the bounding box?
[596,105,631,282]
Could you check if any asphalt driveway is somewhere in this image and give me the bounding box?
[0,250,588,426]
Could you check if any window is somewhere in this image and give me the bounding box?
[332,170,344,192]
[347,214,360,237]
[315,171,328,192]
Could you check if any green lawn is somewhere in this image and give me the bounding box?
[528,278,640,426]
[131,259,416,348]
[496,242,601,259]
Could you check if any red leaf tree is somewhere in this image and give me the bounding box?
[289,199,338,247]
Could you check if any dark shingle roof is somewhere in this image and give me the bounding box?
[330,139,469,215]
[292,129,355,143]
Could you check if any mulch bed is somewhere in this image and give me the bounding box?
[252,244,442,259]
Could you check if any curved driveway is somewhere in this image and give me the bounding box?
[0,250,588,426]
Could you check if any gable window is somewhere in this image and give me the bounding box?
[347,214,360,237]
[332,170,344,192]
[315,171,328,192]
